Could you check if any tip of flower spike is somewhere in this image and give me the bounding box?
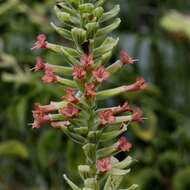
[120,50,134,65]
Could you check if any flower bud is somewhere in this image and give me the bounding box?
[85,22,99,39]
[51,22,72,41]
[100,5,120,23]
[71,27,87,47]
[78,165,91,180]
[93,7,104,20]
[79,3,94,13]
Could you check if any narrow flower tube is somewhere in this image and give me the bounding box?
[46,64,72,75]
[96,77,146,100]
[106,60,122,75]
[51,121,70,128]
[56,76,77,87]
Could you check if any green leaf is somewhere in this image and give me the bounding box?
[0,140,28,159]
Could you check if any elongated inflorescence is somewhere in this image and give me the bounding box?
[31,0,146,189]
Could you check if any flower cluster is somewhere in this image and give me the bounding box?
[30,1,146,189]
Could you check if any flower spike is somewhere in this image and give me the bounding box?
[31,1,146,189]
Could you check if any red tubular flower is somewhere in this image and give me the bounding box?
[96,157,112,173]
[80,53,93,70]
[92,66,109,83]
[62,88,79,104]
[34,57,45,72]
[51,121,70,128]
[34,102,56,113]
[32,104,50,129]
[120,50,134,65]
[113,101,132,114]
[31,34,47,50]
[126,77,146,92]
[42,67,58,84]
[99,110,115,125]
[59,104,79,118]
[84,83,96,98]
[132,108,143,123]
[72,66,86,80]
[117,136,132,152]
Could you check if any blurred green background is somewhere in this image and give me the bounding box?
[0,0,190,189]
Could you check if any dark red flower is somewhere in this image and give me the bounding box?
[120,50,134,65]
[99,110,115,125]
[72,66,86,80]
[34,57,45,72]
[117,136,132,152]
[96,157,112,173]
[80,53,93,70]
[132,108,143,123]
[31,34,47,50]
[62,88,79,104]
[92,66,109,83]
[42,67,57,84]
[84,83,96,98]
[59,104,79,118]
[32,104,50,129]
[126,77,146,92]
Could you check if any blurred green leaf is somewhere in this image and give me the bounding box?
[0,140,29,159]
